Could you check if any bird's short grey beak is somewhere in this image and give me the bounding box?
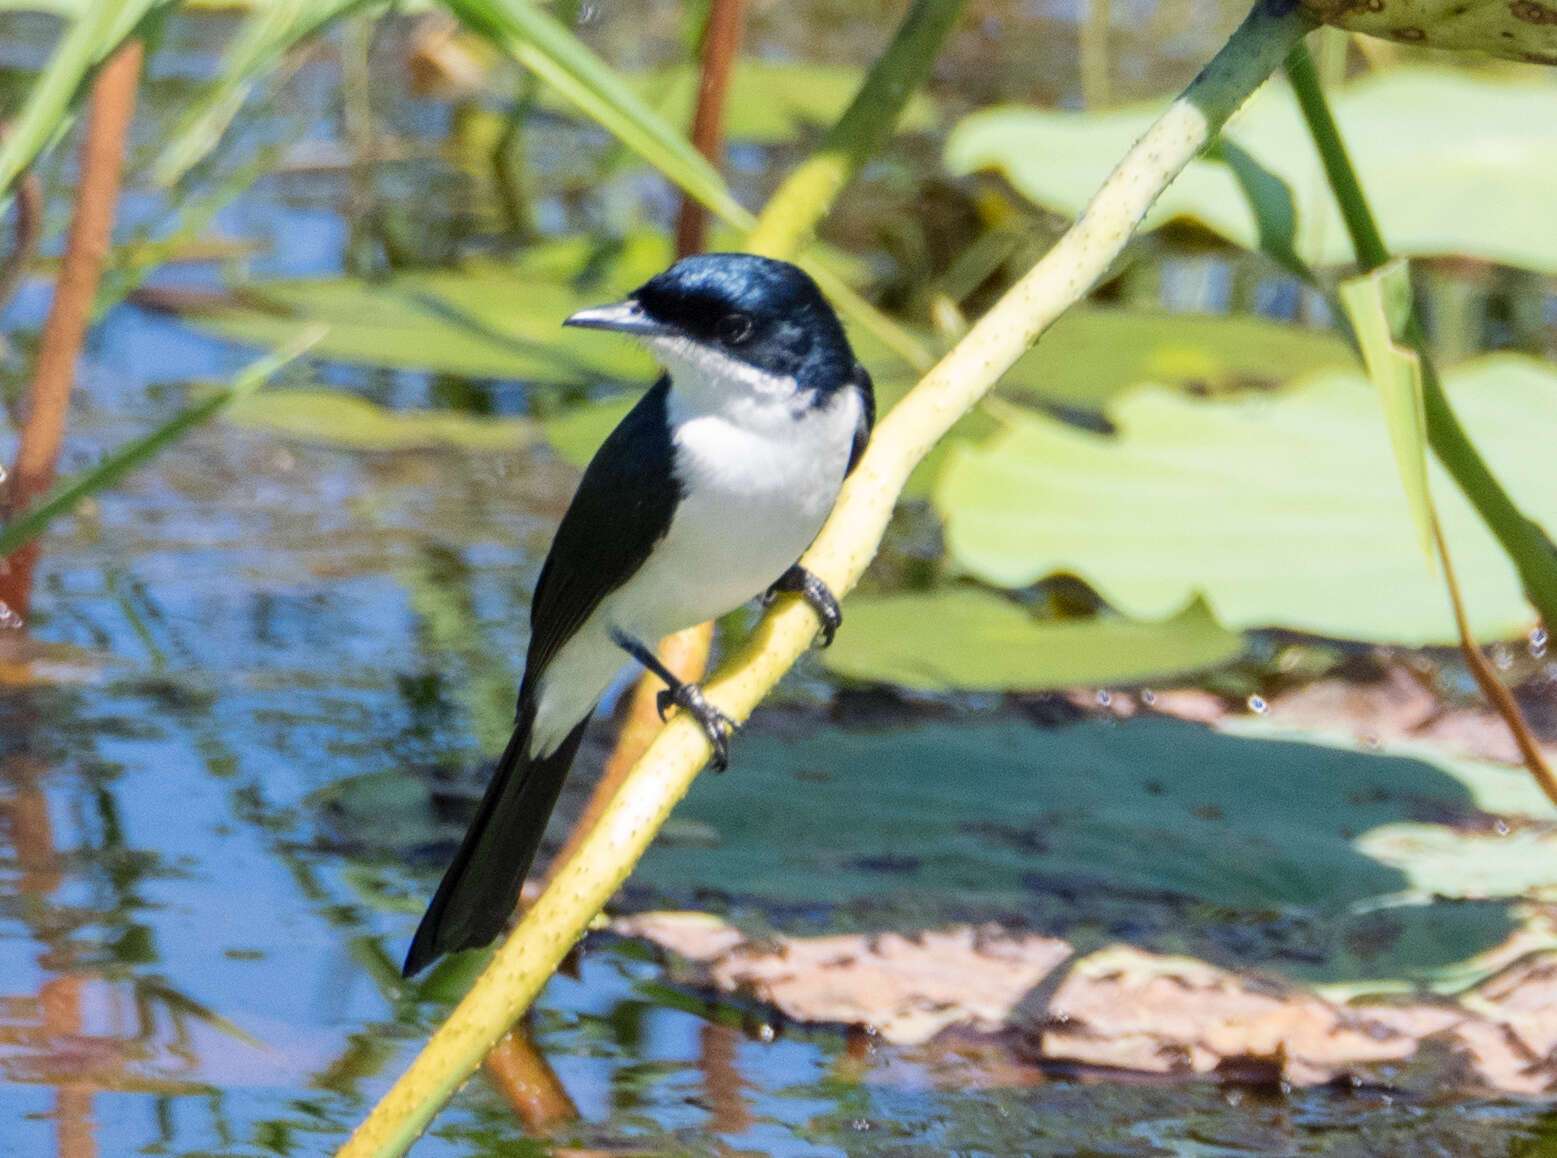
[563,299,668,336]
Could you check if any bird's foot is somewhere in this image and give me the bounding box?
[763,564,842,647]
[656,681,737,771]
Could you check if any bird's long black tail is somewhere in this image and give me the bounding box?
[402,710,591,977]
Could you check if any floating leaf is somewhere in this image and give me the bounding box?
[226,389,537,451]
[635,717,1547,985]
[821,588,1243,691]
[1002,306,1355,413]
[935,356,1557,645]
[1302,0,1557,63]
[947,68,1557,273]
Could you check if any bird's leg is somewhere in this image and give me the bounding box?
[609,628,737,771]
[763,564,842,647]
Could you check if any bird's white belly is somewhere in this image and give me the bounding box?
[526,384,860,757]
[614,387,859,635]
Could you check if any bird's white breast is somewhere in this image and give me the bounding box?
[608,337,862,636]
[526,340,861,757]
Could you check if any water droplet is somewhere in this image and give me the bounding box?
[1141,689,1156,706]
[852,1119,874,1132]
[756,1023,775,1043]
[1491,643,1514,671]
[1247,694,1267,714]
[0,600,22,630]
[1096,689,1112,707]
[576,3,598,22]
[1532,626,1549,659]
[1495,819,1510,836]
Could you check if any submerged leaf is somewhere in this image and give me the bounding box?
[948,68,1557,273]
[822,588,1243,691]
[935,356,1557,645]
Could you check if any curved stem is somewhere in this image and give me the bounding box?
[335,4,1313,1155]
[1285,41,1557,629]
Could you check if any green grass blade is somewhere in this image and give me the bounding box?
[0,0,160,200]
[0,327,325,558]
[443,0,753,227]
[151,0,373,187]
[1338,259,1434,562]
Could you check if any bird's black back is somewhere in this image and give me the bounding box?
[522,376,682,700]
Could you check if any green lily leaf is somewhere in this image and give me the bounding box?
[636,717,1548,986]
[1301,0,1557,63]
[822,588,1243,691]
[1001,306,1356,414]
[947,68,1557,274]
[935,355,1557,646]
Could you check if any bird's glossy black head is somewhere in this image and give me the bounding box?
[566,253,856,393]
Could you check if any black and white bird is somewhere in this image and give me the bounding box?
[403,253,874,976]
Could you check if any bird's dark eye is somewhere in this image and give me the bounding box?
[717,313,754,345]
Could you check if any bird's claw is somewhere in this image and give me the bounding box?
[764,565,842,648]
[656,682,738,771]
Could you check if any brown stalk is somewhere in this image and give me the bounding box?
[1432,519,1557,806]
[481,1026,577,1134]
[699,1021,753,1136]
[6,743,96,1158]
[1,39,143,619]
[673,0,744,258]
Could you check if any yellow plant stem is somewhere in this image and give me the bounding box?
[337,4,1314,1155]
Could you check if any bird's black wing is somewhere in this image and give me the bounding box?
[845,361,875,477]
[521,375,681,696]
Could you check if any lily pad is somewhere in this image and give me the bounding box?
[226,389,537,451]
[636,717,1546,985]
[1003,306,1356,413]
[1302,0,1557,63]
[821,588,1243,691]
[947,68,1557,273]
[935,354,1557,646]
